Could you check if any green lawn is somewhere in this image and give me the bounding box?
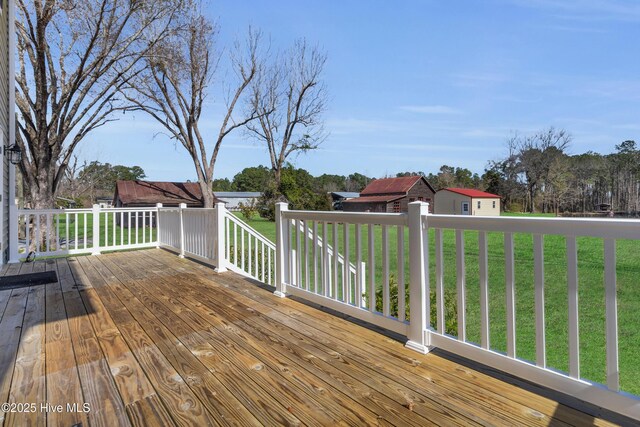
[232,212,640,395]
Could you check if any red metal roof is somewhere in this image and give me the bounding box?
[442,188,501,198]
[361,176,429,195]
[115,180,218,207]
[342,195,404,204]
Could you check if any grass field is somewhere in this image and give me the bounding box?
[232,212,640,395]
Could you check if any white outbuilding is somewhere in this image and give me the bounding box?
[434,188,501,216]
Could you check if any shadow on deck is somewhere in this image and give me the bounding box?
[0,249,634,426]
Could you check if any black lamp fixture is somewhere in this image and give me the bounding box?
[4,144,22,165]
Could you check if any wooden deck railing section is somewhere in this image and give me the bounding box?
[10,201,640,420]
[11,206,158,260]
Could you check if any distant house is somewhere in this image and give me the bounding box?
[343,176,435,213]
[214,192,261,211]
[96,197,113,209]
[114,180,217,208]
[114,180,222,227]
[329,191,360,210]
[434,188,501,216]
[56,197,78,208]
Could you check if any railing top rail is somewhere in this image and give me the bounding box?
[18,208,93,214]
[181,208,216,213]
[429,214,640,239]
[283,209,408,226]
[99,207,159,212]
[18,207,160,214]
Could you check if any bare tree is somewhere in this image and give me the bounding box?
[15,0,183,209]
[122,13,262,207]
[516,127,571,213]
[247,39,327,188]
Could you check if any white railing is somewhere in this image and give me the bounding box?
[11,200,640,419]
[424,214,640,419]
[157,207,181,249]
[277,205,413,336]
[271,203,640,420]
[13,205,158,260]
[157,202,276,282]
[182,208,216,261]
[225,213,276,285]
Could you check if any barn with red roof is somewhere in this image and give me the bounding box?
[434,188,501,216]
[114,180,220,208]
[342,176,435,213]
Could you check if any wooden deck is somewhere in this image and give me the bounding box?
[0,249,632,426]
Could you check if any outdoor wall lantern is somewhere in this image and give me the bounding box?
[4,144,22,165]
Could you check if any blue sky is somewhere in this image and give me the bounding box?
[85,0,640,181]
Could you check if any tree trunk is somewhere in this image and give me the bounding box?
[27,175,57,254]
[199,180,215,209]
[28,167,56,209]
[273,167,282,192]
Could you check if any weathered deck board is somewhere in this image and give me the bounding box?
[0,249,633,427]
[75,256,219,427]
[55,258,131,427]
[118,253,458,426]
[0,262,31,426]
[139,250,557,426]
[98,253,392,426]
[143,248,628,427]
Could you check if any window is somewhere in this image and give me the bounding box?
[493,200,496,209]
[477,201,481,209]
[393,201,401,212]
[417,197,424,201]
[409,197,415,202]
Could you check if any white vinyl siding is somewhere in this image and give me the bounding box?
[1,0,10,261]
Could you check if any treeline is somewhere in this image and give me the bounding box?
[485,128,640,213]
[56,160,146,207]
[57,129,640,216]
[213,165,372,218]
[214,163,489,218]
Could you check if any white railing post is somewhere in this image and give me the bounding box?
[406,201,430,354]
[155,203,163,248]
[274,202,289,298]
[179,203,186,258]
[91,204,101,255]
[214,202,228,273]
[9,204,19,263]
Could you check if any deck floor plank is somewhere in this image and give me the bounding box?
[87,256,275,427]
[55,258,131,427]
[145,248,626,427]
[91,254,329,426]
[84,256,260,427]
[76,256,219,427]
[0,249,632,427]
[139,251,546,427]
[43,260,88,427]
[103,252,405,427]
[67,257,170,426]
[0,261,33,426]
[121,252,466,427]
[4,280,46,427]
